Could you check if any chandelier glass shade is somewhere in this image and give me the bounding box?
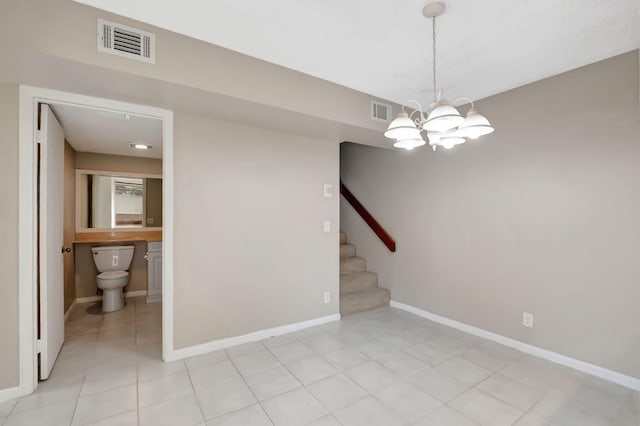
[384,2,494,151]
[457,109,494,139]
[393,137,426,150]
[424,99,464,132]
[383,111,421,140]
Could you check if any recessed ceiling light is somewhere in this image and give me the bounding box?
[129,143,152,150]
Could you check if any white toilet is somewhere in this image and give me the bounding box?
[91,245,135,312]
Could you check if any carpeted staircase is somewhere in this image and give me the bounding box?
[340,231,390,316]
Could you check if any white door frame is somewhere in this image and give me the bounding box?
[18,85,175,396]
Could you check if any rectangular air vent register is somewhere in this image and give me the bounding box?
[97,19,155,64]
[371,101,391,122]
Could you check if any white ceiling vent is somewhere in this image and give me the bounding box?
[97,19,155,64]
[371,101,391,122]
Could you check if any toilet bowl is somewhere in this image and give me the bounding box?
[92,246,135,312]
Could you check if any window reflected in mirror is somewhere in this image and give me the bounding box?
[77,170,162,231]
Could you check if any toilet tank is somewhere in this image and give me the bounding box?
[91,245,135,272]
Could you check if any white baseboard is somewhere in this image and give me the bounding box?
[64,301,77,324]
[390,300,640,391]
[75,290,147,304]
[146,295,162,304]
[0,385,21,403]
[166,313,341,362]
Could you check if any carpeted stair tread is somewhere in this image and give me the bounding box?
[340,232,347,245]
[340,244,356,258]
[340,257,367,274]
[340,271,378,294]
[340,287,391,316]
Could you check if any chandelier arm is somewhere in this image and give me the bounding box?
[408,111,425,129]
[401,99,425,111]
[451,97,475,110]
[401,99,427,124]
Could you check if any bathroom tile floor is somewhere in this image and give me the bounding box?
[1,298,637,425]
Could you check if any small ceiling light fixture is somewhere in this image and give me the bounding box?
[129,143,152,150]
[385,2,494,151]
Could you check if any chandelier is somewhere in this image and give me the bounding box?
[384,2,494,151]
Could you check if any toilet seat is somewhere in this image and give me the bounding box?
[98,270,129,280]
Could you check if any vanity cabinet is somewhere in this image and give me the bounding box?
[146,241,162,303]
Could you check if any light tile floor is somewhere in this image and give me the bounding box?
[1,298,637,425]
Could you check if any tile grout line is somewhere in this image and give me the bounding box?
[440,402,481,425]
[427,337,532,424]
[226,341,277,425]
[490,350,566,423]
[3,398,18,420]
[474,374,548,422]
[68,305,101,426]
[329,324,465,422]
[267,346,336,420]
[68,376,88,425]
[265,331,377,424]
[267,334,384,423]
[183,358,208,424]
[613,391,634,421]
[445,349,549,426]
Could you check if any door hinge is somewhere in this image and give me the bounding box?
[36,339,43,354]
[36,130,42,144]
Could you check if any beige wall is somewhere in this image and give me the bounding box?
[145,178,162,227]
[75,152,162,175]
[0,84,19,390]
[340,51,640,379]
[63,142,76,312]
[173,114,339,349]
[75,241,149,299]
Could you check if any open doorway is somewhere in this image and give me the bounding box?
[40,101,164,381]
[18,86,174,397]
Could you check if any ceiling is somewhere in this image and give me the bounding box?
[74,0,638,106]
[50,103,163,159]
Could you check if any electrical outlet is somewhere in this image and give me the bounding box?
[323,221,331,233]
[522,312,534,328]
[323,291,331,304]
[323,184,333,198]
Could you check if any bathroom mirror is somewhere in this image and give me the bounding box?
[76,169,162,231]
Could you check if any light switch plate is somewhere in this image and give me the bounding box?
[323,184,333,198]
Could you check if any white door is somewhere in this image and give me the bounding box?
[39,104,65,380]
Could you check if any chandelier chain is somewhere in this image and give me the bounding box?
[432,15,437,103]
